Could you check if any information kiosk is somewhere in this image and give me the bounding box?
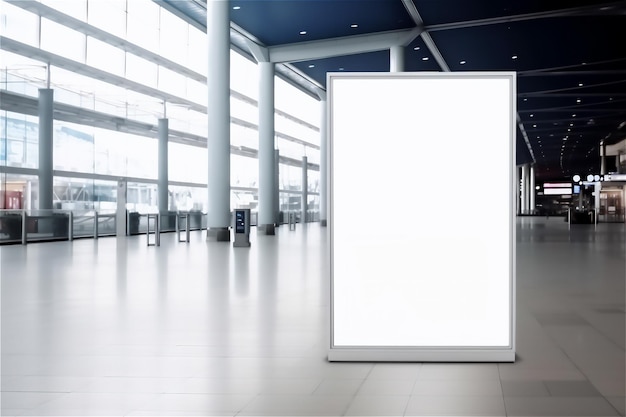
[233,209,251,247]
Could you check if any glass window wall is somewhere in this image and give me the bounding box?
[275,77,320,127]
[40,18,86,63]
[40,0,87,22]
[169,142,208,184]
[0,2,39,47]
[1,0,324,232]
[126,0,160,54]
[1,111,39,169]
[86,36,125,77]
[87,0,126,39]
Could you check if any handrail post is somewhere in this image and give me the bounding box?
[68,211,73,241]
[21,210,27,245]
[176,212,180,241]
[177,212,191,242]
[568,207,571,229]
[185,213,190,242]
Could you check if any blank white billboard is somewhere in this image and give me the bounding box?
[328,72,516,362]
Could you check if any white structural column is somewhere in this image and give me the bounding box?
[274,149,280,226]
[206,0,231,241]
[600,143,607,175]
[258,61,276,234]
[302,156,308,223]
[516,166,520,215]
[520,164,530,215]
[319,97,328,226]
[38,88,54,210]
[158,118,169,214]
[389,45,405,72]
[529,164,535,214]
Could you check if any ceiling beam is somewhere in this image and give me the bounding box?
[403,0,536,165]
[424,1,626,32]
[520,92,626,98]
[400,0,450,72]
[519,70,626,77]
[268,27,422,64]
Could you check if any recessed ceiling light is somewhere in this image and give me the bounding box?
[232,6,241,10]
[460,60,466,64]
[299,30,307,35]
[422,57,429,61]
[339,67,344,71]
[350,24,358,28]
[512,55,518,59]
[532,124,537,128]
[578,83,583,87]
[413,46,420,51]
[530,114,534,117]
[572,114,576,117]
[308,64,315,68]
[569,123,573,126]
[576,99,581,103]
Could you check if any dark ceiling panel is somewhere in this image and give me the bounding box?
[428,17,626,73]
[292,50,391,86]
[158,0,626,181]
[230,0,414,46]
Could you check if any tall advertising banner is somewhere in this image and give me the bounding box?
[328,72,516,362]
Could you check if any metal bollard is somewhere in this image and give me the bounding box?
[94,211,99,239]
[177,212,190,242]
[289,211,296,231]
[147,214,160,246]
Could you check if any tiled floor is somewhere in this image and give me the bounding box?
[1,217,624,416]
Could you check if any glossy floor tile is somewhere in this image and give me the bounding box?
[1,218,625,416]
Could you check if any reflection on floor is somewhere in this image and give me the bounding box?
[1,217,624,416]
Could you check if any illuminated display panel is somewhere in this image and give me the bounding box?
[328,73,516,362]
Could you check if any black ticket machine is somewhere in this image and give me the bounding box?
[233,208,251,247]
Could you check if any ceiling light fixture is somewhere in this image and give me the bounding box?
[413,46,420,51]
[460,60,466,64]
[422,57,429,61]
[576,99,581,103]
[512,55,518,59]
[308,64,315,68]
[232,6,241,10]
[299,30,307,35]
[350,24,358,28]
[578,83,583,87]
